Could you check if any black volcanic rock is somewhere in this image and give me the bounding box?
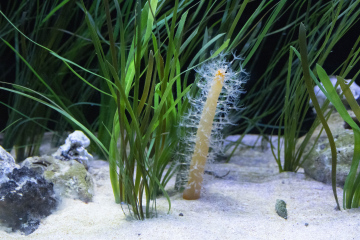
[0,167,58,235]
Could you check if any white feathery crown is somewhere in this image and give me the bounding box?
[175,53,247,189]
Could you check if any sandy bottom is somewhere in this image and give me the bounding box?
[1,140,360,240]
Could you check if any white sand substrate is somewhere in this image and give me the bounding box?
[1,136,360,240]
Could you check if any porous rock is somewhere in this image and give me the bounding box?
[52,130,93,170]
[298,110,356,186]
[21,155,94,203]
[0,166,58,235]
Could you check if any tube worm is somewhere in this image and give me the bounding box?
[181,54,246,200]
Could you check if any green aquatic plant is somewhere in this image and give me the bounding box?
[1,0,288,164]
[315,70,360,209]
[297,16,360,209]
[0,0,98,161]
[1,0,196,219]
[298,23,340,210]
[226,0,360,171]
[225,0,320,159]
[267,0,360,179]
[0,0,257,219]
[0,0,291,219]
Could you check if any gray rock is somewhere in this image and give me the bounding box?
[52,130,93,169]
[298,110,356,186]
[275,199,287,219]
[0,166,58,235]
[21,155,94,203]
[0,146,18,184]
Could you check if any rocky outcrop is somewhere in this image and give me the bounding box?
[0,147,58,235]
[299,110,356,186]
[21,155,94,203]
[0,131,96,235]
[52,130,93,170]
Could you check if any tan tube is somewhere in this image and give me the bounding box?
[183,69,225,200]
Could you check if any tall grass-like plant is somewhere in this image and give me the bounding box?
[0,1,106,160]
[275,1,360,208]
[1,0,289,164]
[297,12,360,208]
[1,0,186,219]
[1,0,326,218]
[226,1,360,167]
[271,47,311,172]
[224,0,316,157]
[298,16,360,208]
[79,0,286,217]
[266,1,360,177]
[315,70,360,209]
[1,0,283,219]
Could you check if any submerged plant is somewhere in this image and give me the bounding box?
[315,71,360,209]
[178,54,246,200]
[269,0,360,178]
[297,16,360,209]
[0,1,97,161]
[1,0,286,218]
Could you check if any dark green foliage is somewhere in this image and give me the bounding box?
[1,0,360,217]
[0,1,101,160]
[1,0,286,219]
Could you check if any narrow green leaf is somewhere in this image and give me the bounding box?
[299,24,340,210]
[41,0,71,25]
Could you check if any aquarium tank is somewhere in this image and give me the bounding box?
[1,0,360,223]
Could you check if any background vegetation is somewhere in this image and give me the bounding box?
[1,0,360,217]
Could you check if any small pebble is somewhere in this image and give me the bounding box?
[179,213,184,216]
[275,199,287,219]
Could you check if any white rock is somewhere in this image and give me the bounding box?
[52,131,93,169]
